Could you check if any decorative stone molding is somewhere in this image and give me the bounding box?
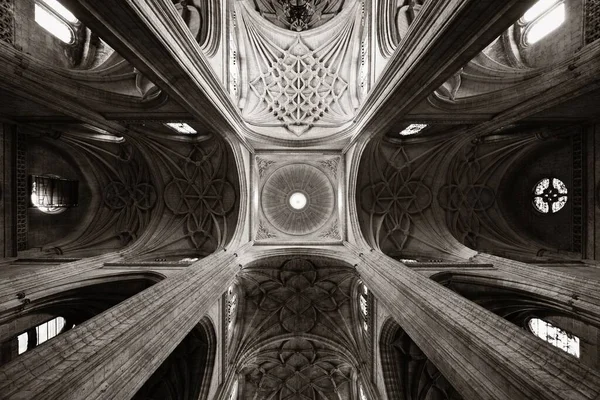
[262,164,335,235]
[377,0,424,58]
[0,0,14,46]
[585,0,600,45]
[254,153,343,243]
[234,1,362,140]
[15,132,27,252]
[253,0,347,31]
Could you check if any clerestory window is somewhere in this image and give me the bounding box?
[359,383,368,400]
[29,174,79,215]
[17,316,68,355]
[532,177,568,214]
[228,378,238,400]
[528,318,580,357]
[359,283,369,332]
[34,0,79,44]
[227,286,238,336]
[521,0,566,45]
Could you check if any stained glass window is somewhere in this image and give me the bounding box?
[529,318,580,357]
[533,178,568,213]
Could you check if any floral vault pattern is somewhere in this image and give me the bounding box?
[236,257,364,400]
[242,338,352,400]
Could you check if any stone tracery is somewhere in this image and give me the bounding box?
[241,338,353,400]
[359,141,435,255]
[2,0,600,399]
[235,1,362,138]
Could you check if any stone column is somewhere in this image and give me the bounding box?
[350,245,600,400]
[0,245,248,400]
[472,253,600,326]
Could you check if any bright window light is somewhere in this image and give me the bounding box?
[289,192,308,210]
[523,0,560,23]
[399,124,427,136]
[359,384,368,400]
[35,4,74,44]
[529,318,580,357]
[165,122,197,134]
[36,317,66,346]
[39,0,78,23]
[526,3,565,44]
[17,317,66,355]
[17,333,28,355]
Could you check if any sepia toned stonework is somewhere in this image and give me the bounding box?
[0,0,600,399]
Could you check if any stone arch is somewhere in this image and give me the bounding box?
[132,316,217,400]
[379,317,462,400]
[0,273,160,366]
[431,271,600,370]
[430,270,600,327]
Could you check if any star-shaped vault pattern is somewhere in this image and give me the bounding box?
[250,38,348,136]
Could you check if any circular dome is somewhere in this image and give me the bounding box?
[262,164,335,235]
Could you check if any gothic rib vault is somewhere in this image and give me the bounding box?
[1,0,600,400]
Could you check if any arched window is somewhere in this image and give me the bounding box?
[227,286,238,336]
[17,316,68,355]
[34,0,79,44]
[521,0,565,45]
[359,283,369,332]
[359,382,368,400]
[29,174,79,214]
[528,318,580,357]
[228,378,239,400]
[532,177,568,213]
[399,124,427,136]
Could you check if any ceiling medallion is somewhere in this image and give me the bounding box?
[261,164,335,235]
[254,0,346,31]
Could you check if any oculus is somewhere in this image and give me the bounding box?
[532,178,568,214]
[289,191,308,210]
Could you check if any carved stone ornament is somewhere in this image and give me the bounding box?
[235,2,360,138]
[261,163,335,236]
[242,338,353,399]
[256,156,276,178]
[237,258,360,400]
[253,0,346,31]
[360,145,432,254]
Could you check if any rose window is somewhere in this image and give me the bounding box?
[532,178,568,213]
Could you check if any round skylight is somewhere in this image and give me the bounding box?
[289,192,308,210]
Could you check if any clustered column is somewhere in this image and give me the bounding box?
[351,245,600,400]
[0,246,247,400]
